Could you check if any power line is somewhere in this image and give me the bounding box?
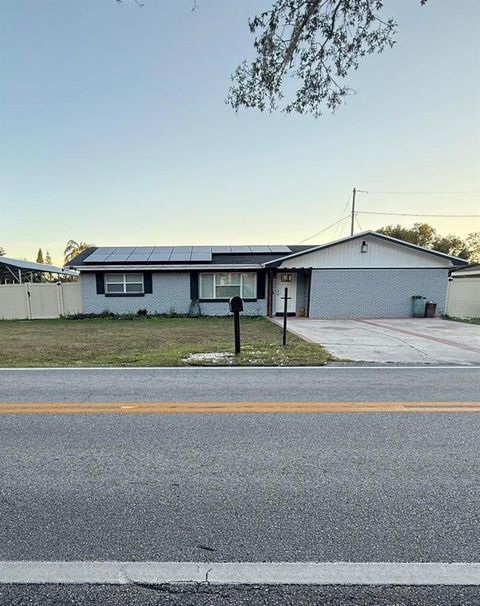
[298,215,351,244]
[357,211,480,218]
[331,199,351,240]
[355,216,364,232]
[356,190,480,195]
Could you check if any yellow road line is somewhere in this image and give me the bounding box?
[0,401,479,414]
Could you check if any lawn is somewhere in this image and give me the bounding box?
[444,316,480,325]
[0,317,331,367]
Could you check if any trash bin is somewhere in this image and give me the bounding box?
[412,295,427,318]
[425,301,437,318]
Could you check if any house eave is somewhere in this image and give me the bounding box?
[71,263,264,272]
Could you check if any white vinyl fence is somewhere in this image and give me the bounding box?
[446,277,480,318]
[0,282,82,320]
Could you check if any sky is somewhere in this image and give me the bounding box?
[1,0,479,264]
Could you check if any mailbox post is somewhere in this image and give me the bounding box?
[229,296,244,355]
[282,287,290,346]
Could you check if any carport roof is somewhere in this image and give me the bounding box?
[0,256,79,281]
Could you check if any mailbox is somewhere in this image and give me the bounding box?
[229,296,244,313]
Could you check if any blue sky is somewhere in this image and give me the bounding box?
[1,0,479,263]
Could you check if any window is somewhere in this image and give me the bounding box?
[105,273,144,294]
[199,272,257,299]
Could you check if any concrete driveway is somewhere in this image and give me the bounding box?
[275,318,480,365]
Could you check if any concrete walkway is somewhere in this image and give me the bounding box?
[274,318,480,364]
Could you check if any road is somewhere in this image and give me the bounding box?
[1,367,479,605]
[0,365,479,402]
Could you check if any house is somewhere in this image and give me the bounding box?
[447,264,480,318]
[66,231,467,318]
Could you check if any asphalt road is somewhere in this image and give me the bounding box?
[0,366,479,402]
[2,584,479,606]
[1,367,479,605]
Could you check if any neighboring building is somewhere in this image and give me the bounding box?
[0,256,80,319]
[66,231,467,319]
[447,264,480,318]
[0,256,78,284]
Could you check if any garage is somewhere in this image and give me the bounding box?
[267,232,467,319]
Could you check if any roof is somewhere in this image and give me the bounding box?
[0,256,79,277]
[65,232,469,271]
[451,263,480,277]
[66,245,313,269]
[263,231,469,267]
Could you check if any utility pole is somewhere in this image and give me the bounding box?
[350,187,356,236]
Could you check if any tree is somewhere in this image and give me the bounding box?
[0,246,5,256]
[378,223,477,261]
[465,232,480,262]
[64,240,94,264]
[36,248,44,264]
[377,223,436,248]
[431,235,470,260]
[45,250,52,265]
[227,0,428,116]
[119,0,427,117]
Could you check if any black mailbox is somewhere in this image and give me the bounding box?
[229,296,244,313]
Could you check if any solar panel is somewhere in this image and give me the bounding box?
[95,247,116,253]
[83,244,292,264]
[84,253,111,263]
[212,246,231,253]
[105,253,131,262]
[191,252,213,262]
[170,253,191,262]
[147,253,171,262]
[113,247,136,254]
[250,246,271,253]
[133,247,154,254]
[268,246,291,254]
[126,253,151,262]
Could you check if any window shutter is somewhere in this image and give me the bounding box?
[95,273,105,295]
[144,272,153,294]
[256,270,266,299]
[190,272,199,299]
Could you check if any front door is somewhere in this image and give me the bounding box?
[274,273,297,315]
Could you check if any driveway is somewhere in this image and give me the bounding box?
[274,318,480,365]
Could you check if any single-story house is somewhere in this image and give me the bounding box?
[66,231,467,318]
[446,263,480,318]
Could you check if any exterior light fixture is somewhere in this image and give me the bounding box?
[361,240,368,253]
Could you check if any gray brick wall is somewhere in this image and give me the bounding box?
[80,272,267,316]
[198,300,267,316]
[309,269,449,318]
[81,272,192,315]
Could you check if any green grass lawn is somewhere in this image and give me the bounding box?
[0,316,331,367]
[444,316,480,325]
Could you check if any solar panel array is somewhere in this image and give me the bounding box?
[83,245,291,264]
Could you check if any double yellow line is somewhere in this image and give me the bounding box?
[0,401,479,414]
